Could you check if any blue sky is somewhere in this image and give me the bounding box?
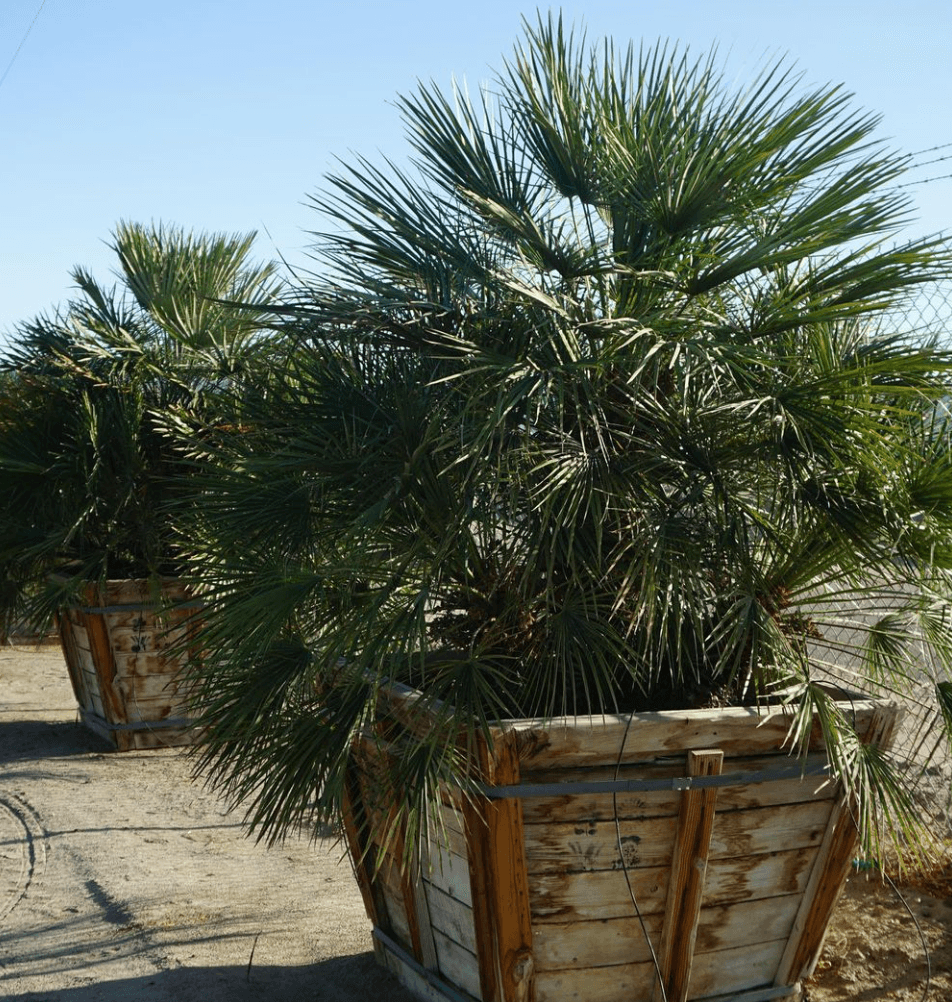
[2,0,950,342]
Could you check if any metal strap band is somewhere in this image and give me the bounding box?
[372,927,475,1002]
[479,760,831,800]
[80,709,196,733]
[77,600,204,615]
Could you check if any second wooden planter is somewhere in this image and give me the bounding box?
[57,577,201,751]
[344,685,899,1002]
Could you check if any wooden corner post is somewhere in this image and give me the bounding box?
[463,729,535,1002]
[775,704,900,986]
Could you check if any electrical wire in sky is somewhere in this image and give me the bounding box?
[0,0,48,93]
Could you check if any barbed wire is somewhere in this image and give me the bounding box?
[895,172,952,190]
[909,141,952,158]
[909,153,952,171]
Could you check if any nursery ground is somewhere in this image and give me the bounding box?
[0,643,418,1002]
[0,644,949,1002]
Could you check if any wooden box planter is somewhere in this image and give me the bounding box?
[56,577,202,751]
[344,684,899,1002]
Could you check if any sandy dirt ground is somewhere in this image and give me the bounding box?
[1,643,950,1001]
[0,643,419,1002]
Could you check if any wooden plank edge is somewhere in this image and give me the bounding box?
[695,983,802,1002]
[374,926,480,1002]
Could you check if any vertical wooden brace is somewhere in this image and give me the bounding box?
[57,611,87,709]
[653,747,724,1002]
[80,584,133,750]
[775,704,899,985]
[347,732,439,971]
[773,792,858,986]
[341,763,389,932]
[463,729,534,1002]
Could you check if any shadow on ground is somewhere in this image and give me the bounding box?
[2,953,413,1001]
[0,719,112,765]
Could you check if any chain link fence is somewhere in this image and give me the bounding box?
[813,275,952,840]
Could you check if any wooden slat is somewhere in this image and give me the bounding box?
[709,800,833,859]
[696,894,801,956]
[531,894,801,971]
[378,856,413,950]
[533,910,663,969]
[533,939,787,1002]
[689,939,787,998]
[523,799,830,876]
[376,682,877,765]
[81,676,105,716]
[422,840,473,907]
[525,813,678,873]
[113,674,185,703]
[430,803,470,859]
[695,987,802,1002]
[94,577,189,606]
[654,748,723,1002]
[533,958,656,1002]
[409,854,440,972]
[111,651,187,678]
[508,703,879,770]
[528,847,817,923]
[423,881,478,953]
[431,927,483,998]
[119,702,175,724]
[99,624,186,654]
[530,863,670,922]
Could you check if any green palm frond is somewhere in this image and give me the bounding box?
[0,222,286,630]
[179,14,952,859]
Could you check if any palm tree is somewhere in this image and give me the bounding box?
[183,15,952,858]
[0,221,285,632]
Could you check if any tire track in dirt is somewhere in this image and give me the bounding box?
[0,791,47,926]
[1,787,178,978]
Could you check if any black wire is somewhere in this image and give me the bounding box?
[882,868,933,1002]
[0,0,48,93]
[612,708,668,1002]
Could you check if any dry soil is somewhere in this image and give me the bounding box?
[1,644,950,1001]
